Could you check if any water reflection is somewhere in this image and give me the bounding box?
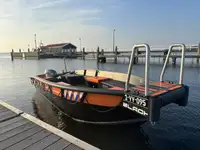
[32,91,151,150]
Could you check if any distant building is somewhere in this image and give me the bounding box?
[40,43,77,56]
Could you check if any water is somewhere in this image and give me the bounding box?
[0,53,200,150]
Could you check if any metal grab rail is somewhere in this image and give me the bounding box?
[160,44,186,84]
[125,44,150,96]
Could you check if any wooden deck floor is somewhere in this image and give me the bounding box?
[0,101,99,150]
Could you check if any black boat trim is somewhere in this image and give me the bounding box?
[39,91,147,125]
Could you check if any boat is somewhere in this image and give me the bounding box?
[30,44,189,125]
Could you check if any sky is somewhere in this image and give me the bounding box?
[1,0,200,52]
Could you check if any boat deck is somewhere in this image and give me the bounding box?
[0,100,99,150]
[101,79,182,96]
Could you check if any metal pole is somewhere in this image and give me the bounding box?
[113,29,115,53]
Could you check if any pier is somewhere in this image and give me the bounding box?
[82,43,200,65]
[11,43,200,66]
[0,100,99,150]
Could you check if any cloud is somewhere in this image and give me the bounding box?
[0,0,121,51]
[31,6,102,25]
[31,0,69,10]
[78,9,102,15]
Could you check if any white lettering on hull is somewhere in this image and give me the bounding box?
[123,103,148,116]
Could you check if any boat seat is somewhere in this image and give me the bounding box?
[61,74,88,86]
[85,76,109,83]
[46,77,60,82]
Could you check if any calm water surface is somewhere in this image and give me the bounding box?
[0,53,200,150]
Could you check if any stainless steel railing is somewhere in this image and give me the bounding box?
[125,44,150,96]
[160,44,186,84]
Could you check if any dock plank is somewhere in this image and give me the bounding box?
[0,116,24,128]
[0,126,43,149]
[0,108,9,113]
[43,139,71,150]
[24,134,61,150]
[0,122,36,142]
[0,119,29,135]
[4,129,52,150]
[0,111,16,117]
[64,144,83,150]
[0,111,18,123]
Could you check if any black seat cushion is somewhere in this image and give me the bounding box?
[62,74,87,86]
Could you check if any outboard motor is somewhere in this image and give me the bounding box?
[44,69,57,78]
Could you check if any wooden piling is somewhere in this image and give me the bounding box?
[133,48,139,64]
[93,50,95,58]
[197,43,200,63]
[82,47,85,60]
[163,50,168,64]
[11,49,14,61]
[114,46,118,64]
[97,47,100,63]
[37,49,40,60]
[101,49,104,55]
[172,57,176,66]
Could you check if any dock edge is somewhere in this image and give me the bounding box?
[0,100,100,150]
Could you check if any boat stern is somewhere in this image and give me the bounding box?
[122,84,189,123]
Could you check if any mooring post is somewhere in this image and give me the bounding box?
[93,50,95,58]
[114,46,118,64]
[136,47,139,64]
[172,57,176,66]
[97,46,100,63]
[100,49,106,63]
[133,48,139,64]
[101,49,104,55]
[37,48,40,60]
[197,43,200,64]
[163,49,168,64]
[82,47,85,60]
[11,49,14,61]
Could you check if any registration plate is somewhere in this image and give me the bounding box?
[122,94,148,116]
[123,94,148,108]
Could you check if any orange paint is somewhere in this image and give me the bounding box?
[128,87,145,94]
[84,94,122,107]
[85,76,109,83]
[151,90,168,97]
[52,86,61,97]
[169,85,182,90]
[135,86,158,92]
[151,82,175,88]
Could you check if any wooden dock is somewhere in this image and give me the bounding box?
[0,100,99,150]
